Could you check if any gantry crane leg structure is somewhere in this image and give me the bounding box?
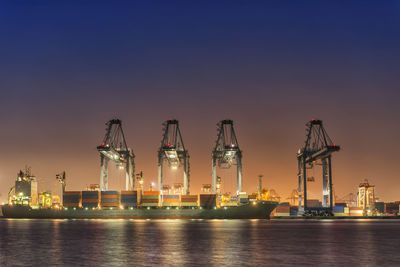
[97,119,135,191]
[158,119,190,196]
[297,119,340,216]
[212,119,242,195]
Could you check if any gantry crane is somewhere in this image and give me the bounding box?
[158,119,190,195]
[212,120,242,195]
[97,119,134,191]
[297,119,340,215]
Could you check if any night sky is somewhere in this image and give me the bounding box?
[1,1,399,203]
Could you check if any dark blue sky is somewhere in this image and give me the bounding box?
[0,1,399,202]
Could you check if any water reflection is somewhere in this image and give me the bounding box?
[1,219,400,266]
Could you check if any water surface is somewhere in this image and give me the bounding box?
[1,219,400,266]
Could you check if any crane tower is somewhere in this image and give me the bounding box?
[97,119,135,191]
[158,119,190,195]
[297,119,340,215]
[212,120,242,195]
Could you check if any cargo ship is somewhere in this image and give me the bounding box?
[2,170,278,219]
[1,201,277,219]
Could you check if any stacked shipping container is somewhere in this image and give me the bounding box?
[142,191,159,207]
[200,194,216,208]
[121,191,138,208]
[82,191,99,208]
[162,195,180,206]
[63,191,81,208]
[239,193,248,204]
[101,191,119,208]
[384,202,400,215]
[181,195,198,207]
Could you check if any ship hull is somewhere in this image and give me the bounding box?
[1,201,278,219]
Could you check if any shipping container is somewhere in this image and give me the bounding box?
[181,195,198,202]
[143,191,160,196]
[101,191,119,195]
[199,195,216,208]
[333,206,345,213]
[82,191,99,199]
[335,202,347,207]
[141,199,159,203]
[82,191,99,208]
[121,190,137,195]
[163,195,180,199]
[142,195,159,200]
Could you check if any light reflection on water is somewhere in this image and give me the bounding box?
[1,219,400,266]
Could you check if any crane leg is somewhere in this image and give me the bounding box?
[212,157,217,194]
[298,158,302,210]
[303,159,307,210]
[183,155,189,195]
[158,158,163,198]
[100,154,109,191]
[126,156,134,191]
[328,155,333,208]
[322,157,329,207]
[236,155,242,195]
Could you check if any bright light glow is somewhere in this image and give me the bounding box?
[120,205,124,209]
[85,207,88,210]
[171,165,178,170]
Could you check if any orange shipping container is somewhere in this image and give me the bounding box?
[163,198,180,203]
